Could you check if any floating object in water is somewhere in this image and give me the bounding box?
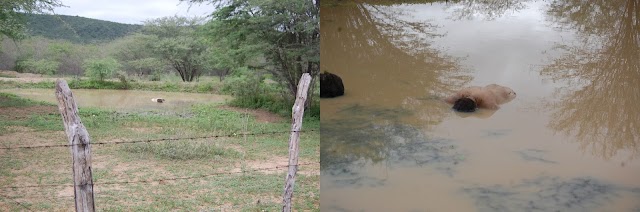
[444,84,516,112]
[151,98,165,103]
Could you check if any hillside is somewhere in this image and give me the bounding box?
[24,13,142,43]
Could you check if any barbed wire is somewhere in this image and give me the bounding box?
[0,162,318,190]
[0,129,317,150]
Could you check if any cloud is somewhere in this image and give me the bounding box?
[53,0,215,24]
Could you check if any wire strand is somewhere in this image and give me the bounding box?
[0,129,316,150]
[0,162,318,190]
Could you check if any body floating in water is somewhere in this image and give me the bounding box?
[444,84,516,112]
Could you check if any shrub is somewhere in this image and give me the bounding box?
[14,59,60,75]
[115,70,129,89]
[196,82,214,93]
[222,74,291,116]
[84,58,120,82]
[149,71,162,81]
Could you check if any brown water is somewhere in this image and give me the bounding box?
[0,88,230,112]
[320,0,640,211]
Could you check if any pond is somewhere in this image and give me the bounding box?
[0,88,230,113]
[320,0,639,211]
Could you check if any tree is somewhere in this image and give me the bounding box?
[46,40,85,75]
[188,0,320,107]
[111,33,167,77]
[0,0,63,41]
[142,16,206,82]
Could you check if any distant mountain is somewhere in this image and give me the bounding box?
[24,13,142,43]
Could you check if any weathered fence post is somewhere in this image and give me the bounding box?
[55,79,96,212]
[282,73,311,212]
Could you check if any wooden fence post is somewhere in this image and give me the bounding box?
[55,79,96,212]
[282,73,311,212]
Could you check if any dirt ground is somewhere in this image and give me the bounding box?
[0,70,54,83]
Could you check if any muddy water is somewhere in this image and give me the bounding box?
[0,88,230,112]
[320,0,640,211]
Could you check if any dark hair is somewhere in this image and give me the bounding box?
[453,97,477,112]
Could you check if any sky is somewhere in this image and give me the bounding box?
[52,0,217,25]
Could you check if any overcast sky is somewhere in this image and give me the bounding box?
[53,0,216,25]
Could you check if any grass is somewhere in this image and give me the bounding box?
[0,93,50,107]
[0,92,320,211]
[0,73,16,78]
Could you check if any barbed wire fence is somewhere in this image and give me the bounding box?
[0,129,316,150]
[0,74,316,211]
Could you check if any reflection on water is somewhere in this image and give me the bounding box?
[542,0,640,161]
[321,0,640,211]
[446,0,530,20]
[321,105,464,181]
[0,88,230,113]
[321,0,470,128]
[464,176,639,211]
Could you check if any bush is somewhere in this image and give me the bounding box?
[15,59,60,75]
[150,72,162,81]
[84,58,120,82]
[115,70,129,89]
[196,82,215,93]
[222,74,290,116]
[14,56,31,73]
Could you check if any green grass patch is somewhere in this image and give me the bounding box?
[0,73,16,78]
[0,80,55,89]
[0,90,319,211]
[122,141,241,161]
[0,92,52,107]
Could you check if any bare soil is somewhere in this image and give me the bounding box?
[0,105,57,120]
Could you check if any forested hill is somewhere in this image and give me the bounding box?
[24,13,142,43]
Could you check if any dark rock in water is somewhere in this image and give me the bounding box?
[320,71,344,98]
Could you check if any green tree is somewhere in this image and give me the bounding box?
[142,16,206,82]
[84,58,120,82]
[0,0,63,41]
[111,33,167,77]
[188,0,320,107]
[46,40,85,75]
